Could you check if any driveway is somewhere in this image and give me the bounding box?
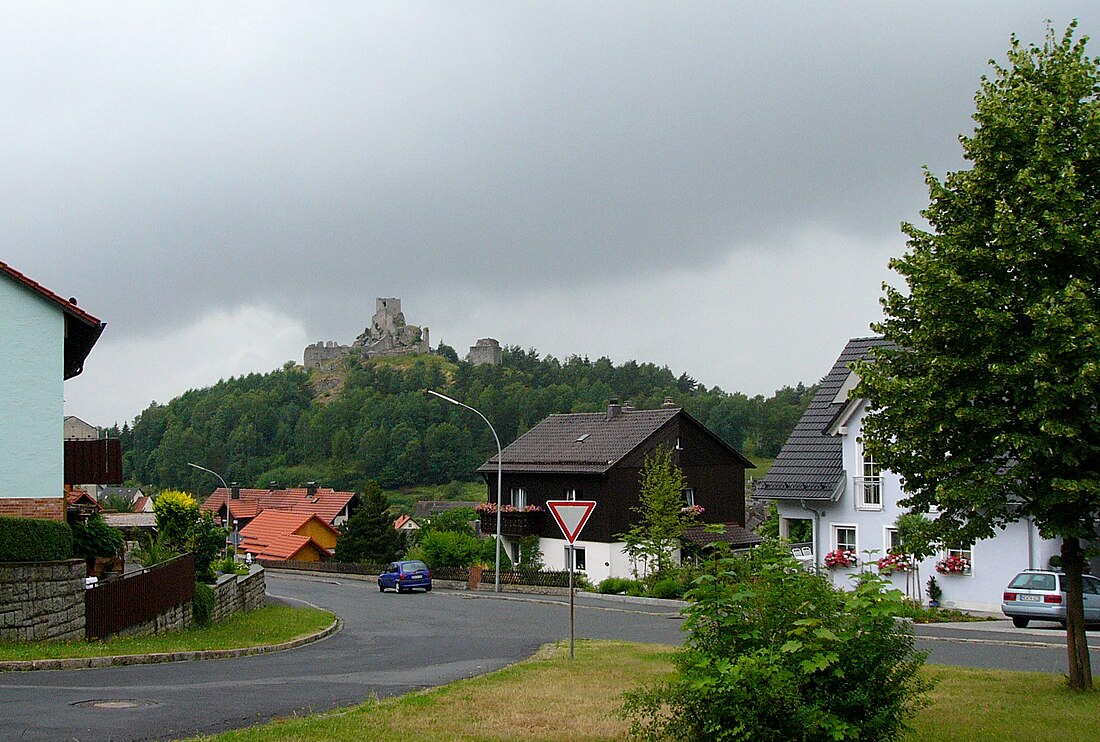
[0,572,685,742]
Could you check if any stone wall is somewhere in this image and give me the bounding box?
[468,338,502,366]
[0,560,85,641]
[212,565,266,624]
[112,600,191,639]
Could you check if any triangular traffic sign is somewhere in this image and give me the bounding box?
[546,500,596,544]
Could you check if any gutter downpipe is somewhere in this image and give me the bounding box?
[801,499,824,571]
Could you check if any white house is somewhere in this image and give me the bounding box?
[1,260,105,520]
[757,337,1059,613]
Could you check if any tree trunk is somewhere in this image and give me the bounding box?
[1061,537,1093,690]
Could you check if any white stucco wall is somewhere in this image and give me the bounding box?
[0,276,65,500]
[776,401,1059,613]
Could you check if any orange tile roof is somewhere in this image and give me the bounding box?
[202,486,356,526]
[67,488,101,509]
[237,509,340,561]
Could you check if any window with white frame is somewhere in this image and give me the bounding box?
[833,525,857,553]
[939,544,973,575]
[855,440,882,510]
[884,526,901,553]
[511,487,527,509]
[564,488,580,501]
[683,488,695,507]
[565,546,586,571]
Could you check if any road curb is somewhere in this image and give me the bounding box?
[0,615,342,673]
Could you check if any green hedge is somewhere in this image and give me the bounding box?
[0,516,74,562]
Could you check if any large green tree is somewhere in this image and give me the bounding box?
[856,24,1100,690]
[621,446,696,578]
[334,482,404,563]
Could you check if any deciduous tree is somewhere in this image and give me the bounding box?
[856,23,1100,689]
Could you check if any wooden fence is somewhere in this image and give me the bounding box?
[85,554,195,639]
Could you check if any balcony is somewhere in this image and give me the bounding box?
[853,476,883,511]
[64,438,123,485]
[479,509,546,538]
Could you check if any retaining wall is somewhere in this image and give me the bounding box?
[212,565,266,624]
[0,560,85,641]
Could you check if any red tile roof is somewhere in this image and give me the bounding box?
[0,259,106,379]
[202,486,356,526]
[66,488,101,509]
[237,509,339,561]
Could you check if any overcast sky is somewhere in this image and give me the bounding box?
[6,3,1097,427]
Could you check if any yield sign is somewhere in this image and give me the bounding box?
[546,500,596,544]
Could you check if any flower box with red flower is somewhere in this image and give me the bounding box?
[477,503,546,537]
[876,552,912,574]
[824,548,857,569]
[935,554,971,575]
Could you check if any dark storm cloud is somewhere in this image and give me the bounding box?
[5,3,1099,347]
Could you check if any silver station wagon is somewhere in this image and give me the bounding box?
[1001,570,1100,628]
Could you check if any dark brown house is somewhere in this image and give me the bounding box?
[476,401,758,581]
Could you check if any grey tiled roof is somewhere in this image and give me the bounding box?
[682,522,763,549]
[756,337,892,501]
[477,408,682,475]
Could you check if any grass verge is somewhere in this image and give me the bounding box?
[189,640,1100,742]
[0,605,334,661]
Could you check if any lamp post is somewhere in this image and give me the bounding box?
[187,462,232,553]
[427,390,502,593]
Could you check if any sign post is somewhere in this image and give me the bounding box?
[546,500,596,658]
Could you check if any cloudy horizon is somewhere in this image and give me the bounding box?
[5,3,1095,426]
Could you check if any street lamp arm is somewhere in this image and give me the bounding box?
[187,462,229,490]
[428,389,503,593]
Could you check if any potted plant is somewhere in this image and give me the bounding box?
[926,575,942,608]
[823,548,857,569]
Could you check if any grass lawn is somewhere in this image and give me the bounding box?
[189,640,1100,742]
[0,605,334,662]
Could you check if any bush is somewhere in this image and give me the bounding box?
[71,514,124,560]
[192,582,215,626]
[599,577,648,595]
[647,578,683,600]
[623,540,930,741]
[0,516,73,562]
[154,490,200,550]
[417,530,485,568]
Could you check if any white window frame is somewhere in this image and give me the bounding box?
[511,487,527,509]
[884,526,901,554]
[683,488,695,507]
[564,488,580,501]
[854,440,883,511]
[832,523,858,553]
[565,545,586,571]
[943,544,973,575]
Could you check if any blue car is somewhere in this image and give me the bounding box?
[378,560,432,593]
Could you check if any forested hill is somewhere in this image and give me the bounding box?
[110,346,816,495]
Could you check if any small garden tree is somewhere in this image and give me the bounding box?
[153,490,200,551]
[623,540,930,741]
[620,446,697,579]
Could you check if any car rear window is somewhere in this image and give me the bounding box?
[403,561,428,572]
[1008,573,1056,591]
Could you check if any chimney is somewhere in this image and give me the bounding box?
[230,483,240,500]
[269,481,279,490]
[607,399,622,420]
[662,397,676,409]
[306,481,318,497]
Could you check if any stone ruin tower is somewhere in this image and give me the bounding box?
[467,338,502,366]
[303,297,430,369]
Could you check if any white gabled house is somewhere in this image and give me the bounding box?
[757,336,1059,613]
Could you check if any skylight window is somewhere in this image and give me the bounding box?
[576,433,591,443]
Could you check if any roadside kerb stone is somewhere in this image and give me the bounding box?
[0,615,341,673]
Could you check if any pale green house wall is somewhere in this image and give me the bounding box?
[0,276,64,500]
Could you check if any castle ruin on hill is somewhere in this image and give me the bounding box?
[304,298,431,369]
[304,297,503,369]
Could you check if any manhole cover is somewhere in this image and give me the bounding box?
[72,699,160,709]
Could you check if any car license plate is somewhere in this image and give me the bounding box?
[1018,594,1041,602]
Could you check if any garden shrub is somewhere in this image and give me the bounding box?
[647,578,683,600]
[153,490,199,550]
[623,540,930,741]
[192,581,215,627]
[598,577,644,595]
[0,516,73,562]
[417,530,485,568]
[71,514,124,560]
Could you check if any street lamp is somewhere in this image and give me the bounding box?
[187,462,232,553]
[427,390,502,593]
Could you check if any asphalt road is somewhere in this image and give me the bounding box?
[2,573,1099,742]
[0,573,684,742]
